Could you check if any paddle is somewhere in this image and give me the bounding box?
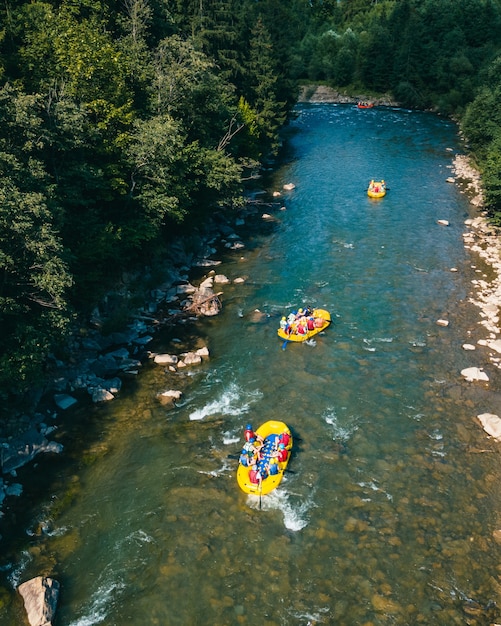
[282,340,288,350]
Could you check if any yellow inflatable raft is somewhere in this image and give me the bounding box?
[367,181,386,198]
[277,308,331,343]
[236,420,293,496]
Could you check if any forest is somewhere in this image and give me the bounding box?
[1,0,501,408]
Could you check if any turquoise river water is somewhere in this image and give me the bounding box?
[2,103,501,625]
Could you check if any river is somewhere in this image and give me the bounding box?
[2,103,501,625]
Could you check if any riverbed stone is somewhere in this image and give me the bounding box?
[90,388,114,403]
[53,394,77,410]
[1,431,63,474]
[487,339,501,353]
[213,274,230,284]
[181,352,202,366]
[156,390,182,407]
[461,367,489,382]
[18,576,59,626]
[154,354,179,365]
[477,413,501,440]
[176,283,196,295]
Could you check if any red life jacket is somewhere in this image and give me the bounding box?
[244,428,255,442]
[279,432,291,447]
[278,449,288,462]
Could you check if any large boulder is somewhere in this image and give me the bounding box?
[461,367,489,382]
[477,413,501,440]
[1,430,63,474]
[18,576,59,626]
[153,354,178,365]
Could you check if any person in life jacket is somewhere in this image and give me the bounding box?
[244,424,255,441]
[244,425,263,446]
[239,449,254,466]
[249,463,259,484]
[248,463,265,487]
[267,458,280,476]
[276,443,288,463]
[279,431,291,447]
[244,437,257,451]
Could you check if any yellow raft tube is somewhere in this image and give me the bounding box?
[367,180,386,198]
[236,420,293,496]
[277,308,331,343]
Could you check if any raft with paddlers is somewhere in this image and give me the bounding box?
[236,420,293,495]
[367,180,387,198]
[277,307,331,343]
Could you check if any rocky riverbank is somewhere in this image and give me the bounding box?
[0,192,288,525]
[451,154,501,441]
[453,155,501,358]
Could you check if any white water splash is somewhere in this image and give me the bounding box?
[364,336,394,345]
[289,606,331,624]
[247,486,316,532]
[198,457,233,477]
[428,429,443,441]
[357,479,393,501]
[222,430,240,445]
[68,578,126,626]
[323,408,358,442]
[125,529,154,545]
[3,550,32,589]
[409,338,427,347]
[188,383,261,421]
[426,429,446,457]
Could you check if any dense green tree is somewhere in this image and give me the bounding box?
[462,86,501,158]
[151,35,236,147]
[482,134,501,224]
[0,178,72,395]
[246,17,287,156]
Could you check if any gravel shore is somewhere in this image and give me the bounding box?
[453,154,501,370]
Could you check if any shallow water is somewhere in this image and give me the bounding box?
[2,104,501,625]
